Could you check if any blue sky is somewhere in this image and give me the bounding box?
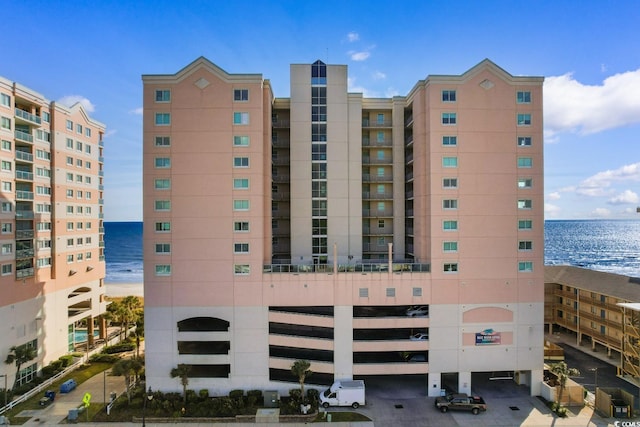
[3,1,640,221]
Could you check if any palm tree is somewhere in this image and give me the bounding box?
[5,344,37,390]
[550,361,580,409]
[121,296,142,339]
[170,364,192,406]
[106,300,127,340]
[291,360,312,398]
[112,358,143,403]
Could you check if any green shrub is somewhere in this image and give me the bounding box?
[50,360,63,371]
[307,388,320,409]
[59,355,73,367]
[89,353,118,363]
[229,389,244,400]
[103,343,135,354]
[41,365,56,377]
[246,389,263,408]
[198,389,209,399]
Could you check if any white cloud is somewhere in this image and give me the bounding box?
[608,190,639,205]
[347,77,378,98]
[347,32,359,42]
[592,207,611,217]
[130,107,143,115]
[545,203,561,216]
[349,51,370,61]
[547,192,561,201]
[577,162,640,197]
[372,71,386,80]
[544,68,640,138]
[57,95,95,113]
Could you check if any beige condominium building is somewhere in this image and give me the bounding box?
[0,78,107,390]
[545,265,640,384]
[142,57,544,397]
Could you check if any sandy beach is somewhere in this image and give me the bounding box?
[105,282,144,297]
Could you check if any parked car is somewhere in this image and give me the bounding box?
[435,393,487,415]
[406,306,428,317]
[410,332,428,341]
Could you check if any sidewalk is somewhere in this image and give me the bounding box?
[545,330,622,367]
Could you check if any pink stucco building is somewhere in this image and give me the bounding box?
[0,77,107,389]
[143,58,544,396]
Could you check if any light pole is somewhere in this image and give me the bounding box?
[142,387,153,427]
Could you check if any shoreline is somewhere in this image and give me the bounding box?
[105,282,143,297]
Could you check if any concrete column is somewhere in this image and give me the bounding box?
[333,306,353,380]
[87,316,94,347]
[459,371,471,395]
[98,316,107,339]
[428,372,442,397]
[530,369,543,395]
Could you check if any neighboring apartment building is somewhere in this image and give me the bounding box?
[143,57,544,397]
[0,78,107,390]
[545,265,640,383]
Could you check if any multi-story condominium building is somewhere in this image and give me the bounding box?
[143,57,544,397]
[545,265,640,384]
[0,78,107,390]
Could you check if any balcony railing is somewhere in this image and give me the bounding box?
[16,267,34,279]
[15,210,34,219]
[362,174,393,182]
[15,108,41,125]
[272,120,290,128]
[16,248,35,259]
[362,119,393,128]
[362,156,393,165]
[362,138,392,147]
[264,262,429,274]
[15,151,34,162]
[15,130,34,143]
[16,170,34,181]
[16,229,34,239]
[362,192,393,200]
[99,156,105,163]
[16,190,34,200]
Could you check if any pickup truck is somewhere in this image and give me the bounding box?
[435,393,487,415]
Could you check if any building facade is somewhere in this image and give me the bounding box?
[545,265,640,384]
[143,58,544,397]
[0,78,107,390]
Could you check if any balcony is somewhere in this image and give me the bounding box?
[272,120,290,128]
[98,170,104,177]
[15,108,41,125]
[272,138,290,148]
[272,157,290,166]
[362,119,392,128]
[16,248,35,259]
[15,130,34,143]
[16,190,34,200]
[15,170,34,181]
[15,210,34,219]
[99,185,104,191]
[362,156,393,165]
[362,191,393,200]
[16,267,34,279]
[99,156,105,163]
[362,137,392,147]
[15,151,33,162]
[99,140,104,147]
[362,174,393,183]
[362,208,394,217]
[15,229,34,239]
[98,199,104,205]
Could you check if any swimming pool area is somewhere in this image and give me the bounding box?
[71,329,100,343]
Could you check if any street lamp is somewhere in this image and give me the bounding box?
[142,387,153,427]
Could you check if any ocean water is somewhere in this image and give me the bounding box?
[103,220,640,283]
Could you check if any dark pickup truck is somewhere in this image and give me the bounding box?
[435,393,487,415]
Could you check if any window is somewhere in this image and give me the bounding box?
[42,111,50,123]
[86,252,92,260]
[443,199,457,209]
[155,90,171,102]
[85,144,91,154]
[518,137,532,146]
[1,243,13,255]
[443,178,458,188]
[67,222,74,231]
[155,264,171,276]
[85,176,91,184]
[0,117,10,130]
[1,160,11,171]
[76,174,83,183]
[444,263,458,272]
[518,261,533,272]
[378,219,385,228]
[518,178,533,188]
[377,201,385,212]
[66,156,74,166]
[76,141,83,151]
[386,288,396,297]
[66,206,74,214]
[66,189,73,198]
[413,287,422,297]
[359,288,369,298]
[443,157,458,168]
[36,204,51,213]
[377,113,385,124]
[155,222,171,232]
[442,90,456,102]
[518,219,533,230]
[517,91,531,103]
[0,93,9,107]
[76,124,83,134]
[37,222,51,231]
[1,264,12,275]
[234,221,249,232]
[155,136,170,146]
[85,161,91,169]
[234,264,250,275]
[155,200,171,211]
[77,238,84,245]
[66,138,74,149]
[66,120,73,130]
[233,200,249,211]
[155,113,170,125]
[85,222,92,230]
[443,241,458,252]
[1,223,12,233]
[155,157,170,168]
[85,128,91,137]
[2,140,11,151]
[311,144,326,160]
[311,181,327,198]
[311,60,327,85]
[36,149,50,160]
[311,105,327,121]
[312,200,327,216]
[233,157,249,167]
[443,220,458,230]
[312,219,327,235]
[442,113,456,125]
[76,222,83,229]
[376,131,385,143]
[76,159,83,167]
[36,130,50,142]
[233,112,249,125]
[233,89,248,101]
[37,257,51,267]
[37,239,51,249]
[518,199,532,209]
[311,123,327,141]
[36,186,51,195]
[517,114,531,126]
[77,253,83,261]
[2,182,11,192]
[1,202,12,212]
[519,241,533,250]
[155,243,171,254]
[234,243,249,253]
[67,238,74,246]
[312,163,327,179]
[442,136,457,146]
[233,135,249,146]
[518,157,532,168]
[233,178,249,189]
[154,179,170,190]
